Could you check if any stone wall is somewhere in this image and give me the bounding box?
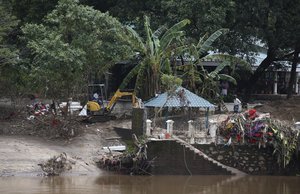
[147,140,231,175]
[147,141,299,175]
[194,144,298,175]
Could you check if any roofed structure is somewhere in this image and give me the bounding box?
[144,86,215,109]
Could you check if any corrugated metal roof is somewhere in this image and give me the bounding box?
[144,86,215,108]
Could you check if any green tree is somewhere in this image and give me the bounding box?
[230,0,300,99]
[283,0,300,99]
[0,0,19,96]
[82,0,167,32]
[22,0,132,98]
[11,0,59,24]
[119,16,190,99]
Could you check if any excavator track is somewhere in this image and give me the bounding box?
[83,115,116,123]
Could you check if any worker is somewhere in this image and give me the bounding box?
[92,93,103,105]
[233,95,241,113]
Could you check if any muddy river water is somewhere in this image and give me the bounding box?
[1,175,300,194]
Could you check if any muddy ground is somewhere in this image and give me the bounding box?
[0,107,132,177]
[254,98,300,122]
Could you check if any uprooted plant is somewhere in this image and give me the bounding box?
[97,134,154,175]
[38,152,74,176]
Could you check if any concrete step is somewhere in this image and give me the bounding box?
[173,135,246,176]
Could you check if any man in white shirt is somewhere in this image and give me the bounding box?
[233,96,241,113]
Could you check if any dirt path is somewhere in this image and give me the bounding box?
[254,98,300,122]
[0,119,131,176]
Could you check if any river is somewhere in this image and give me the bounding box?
[1,175,299,194]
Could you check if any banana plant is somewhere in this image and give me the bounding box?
[119,16,190,99]
[176,28,252,101]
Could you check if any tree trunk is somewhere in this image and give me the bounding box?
[287,46,300,99]
[244,48,276,102]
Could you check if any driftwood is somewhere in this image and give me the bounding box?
[38,152,74,176]
[97,134,154,175]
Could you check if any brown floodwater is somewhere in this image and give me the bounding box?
[0,175,300,194]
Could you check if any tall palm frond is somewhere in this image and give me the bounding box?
[119,63,141,89]
[124,26,146,53]
[160,31,186,53]
[198,28,229,56]
[196,32,208,48]
[218,74,237,85]
[160,19,190,44]
[153,25,168,38]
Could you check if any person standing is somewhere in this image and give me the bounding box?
[233,95,241,113]
[221,81,229,96]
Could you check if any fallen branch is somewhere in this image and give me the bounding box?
[38,152,74,176]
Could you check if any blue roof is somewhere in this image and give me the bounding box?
[144,87,215,108]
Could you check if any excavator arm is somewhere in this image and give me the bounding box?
[105,89,139,112]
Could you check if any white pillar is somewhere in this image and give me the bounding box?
[188,120,195,144]
[166,120,174,135]
[209,120,217,138]
[274,71,278,95]
[68,98,73,115]
[146,119,152,136]
[188,120,193,137]
[295,73,299,94]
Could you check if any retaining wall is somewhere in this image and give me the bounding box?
[194,144,277,175]
[147,141,299,175]
[147,140,231,175]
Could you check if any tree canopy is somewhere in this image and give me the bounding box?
[0,0,298,100]
[0,0,19,96]
[22,0,133,98]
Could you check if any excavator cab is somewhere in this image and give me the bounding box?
[86,84,107,115]
[85,84,140,118]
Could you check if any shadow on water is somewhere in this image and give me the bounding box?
[0,175,300,194]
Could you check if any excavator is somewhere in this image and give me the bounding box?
[83,84,141,122]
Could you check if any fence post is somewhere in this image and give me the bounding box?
[188,120,195,144]
[166,120,174,136]
[146,119,152,136]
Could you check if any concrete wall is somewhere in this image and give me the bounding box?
[147,140,231,175]
[147,141,299,175]
[131,108,146,136]
[194,144,299,175]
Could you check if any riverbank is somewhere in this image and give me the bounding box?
[1,97,300,177]
[0,119,131,177]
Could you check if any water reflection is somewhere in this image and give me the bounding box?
[0,175,299,194]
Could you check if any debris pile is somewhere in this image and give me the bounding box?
[38,153,74,176]
[25,98,82,139]
[97,134,153,175]
[218,109,300,167]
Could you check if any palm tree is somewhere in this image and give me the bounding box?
[176,29,252,101]
[119,16,190,99]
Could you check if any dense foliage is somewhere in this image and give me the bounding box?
[0,0,298,100]
[0,1,19,96]
[119,16,190,99]
[22,0,133,98]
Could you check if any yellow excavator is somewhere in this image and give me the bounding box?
[84,84,140,121]
[87,89,140,113]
